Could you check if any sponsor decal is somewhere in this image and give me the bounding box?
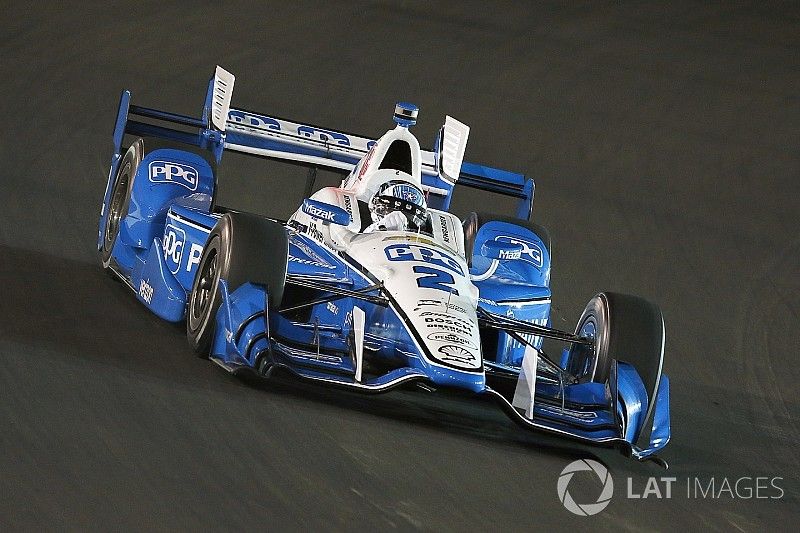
[419,311,473,328]
[139,279,154,304]
[425,323,471,336]
[427,332,478,349]
[297,125,350,146]
[439,216,450,243]
[290,238,335,268]
[148,161,198,191]
[498,248,522,260]
[436,345,477,366]
[162,224,186,275]
[494,235,543,267]
[539,404,598,420]
[289,256,337,270]
[306,222,324,242]
[342,194,353,219]
[326,301,339,315]
[186,243,204,272]
[414,299,467,315]
[422,315,472,336]
[357,146,375,180]
[478,296,499,306]
[305,203,336,222]
[385,244,463,276]
[227,110,281,131]
[382,235,438,246]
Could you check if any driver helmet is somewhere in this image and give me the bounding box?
[368,178,428,231]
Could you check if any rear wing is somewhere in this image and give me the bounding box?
[110,67,535,219]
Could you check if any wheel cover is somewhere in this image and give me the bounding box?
[189,237,221,332]
[191,250,219,322]
[567,294,611,382]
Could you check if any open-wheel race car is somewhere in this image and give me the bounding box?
[98,67,670,465]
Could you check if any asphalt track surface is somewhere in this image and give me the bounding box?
[1,1,798,530]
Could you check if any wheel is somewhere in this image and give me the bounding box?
[186,212,288,357]
[101,138,143,269]
[564,292,664,385]
[462,212,551,267]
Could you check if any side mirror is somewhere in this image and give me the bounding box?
[302,199,350,226]
[481,240,523,261]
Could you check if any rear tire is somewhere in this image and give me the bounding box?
[100,139,143,269]
[565,292,664,384]
[186,212,288,357]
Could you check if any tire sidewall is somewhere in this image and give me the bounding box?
[101,139,142,268]
[187,218,231,355]
[567,294,612,383]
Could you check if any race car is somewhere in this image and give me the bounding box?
[98,66,670,465]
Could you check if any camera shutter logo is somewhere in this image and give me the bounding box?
[557,459,614,516]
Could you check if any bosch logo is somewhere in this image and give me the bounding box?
[148,161,199,191]
[162,224,186,275]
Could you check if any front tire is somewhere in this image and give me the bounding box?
[565,292,664,384]
[187,212,288,357]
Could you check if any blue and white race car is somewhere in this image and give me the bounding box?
[98,67,670,464]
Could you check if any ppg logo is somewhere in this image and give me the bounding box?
[296,126,350,146]
[162,224,186,274]
[385,244,464,276]
[228,110,280,131]
[148,161,198,191]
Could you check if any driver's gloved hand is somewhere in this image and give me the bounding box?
[377,210,408,232]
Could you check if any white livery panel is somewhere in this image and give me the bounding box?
[347,233,482,372]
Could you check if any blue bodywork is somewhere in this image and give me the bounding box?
[98,70,670,464]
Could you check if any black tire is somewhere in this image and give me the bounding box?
[462,212,551,267]
[564,292,665,386]
[186,212,288,356]
[100,138,143,269]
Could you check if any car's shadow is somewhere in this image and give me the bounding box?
[1,244,605,465]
